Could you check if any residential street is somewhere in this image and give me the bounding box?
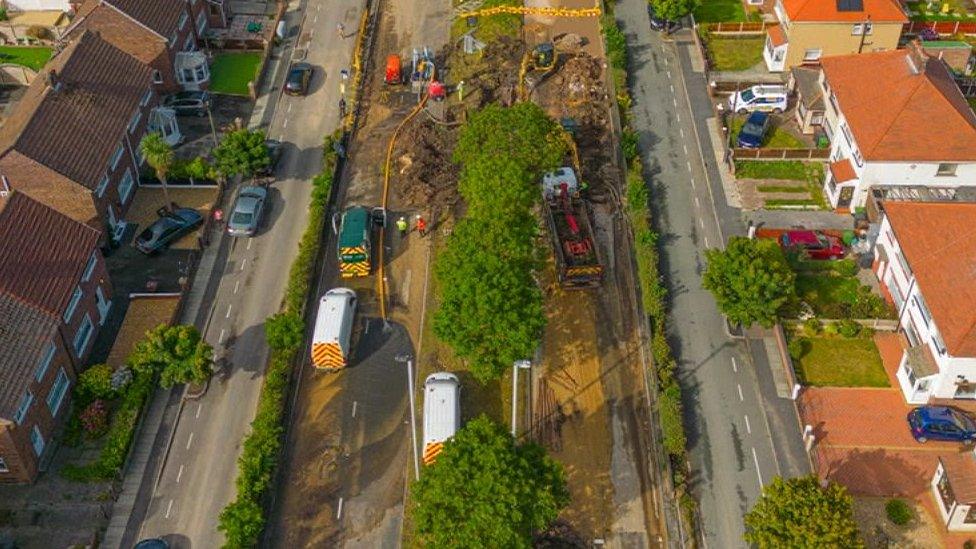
[613,2,810,547]
[127,0,361,546]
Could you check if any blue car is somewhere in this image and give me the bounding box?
[907,406,976,443]
[736,111,770,149]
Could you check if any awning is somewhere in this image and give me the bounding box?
[829,159,857,183]
[768,24,788,48]
[905,343,940,378]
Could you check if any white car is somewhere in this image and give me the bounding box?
[727,85,788,114]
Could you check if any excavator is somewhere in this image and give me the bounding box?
[519,42,557,101]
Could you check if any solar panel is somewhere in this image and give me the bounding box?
[836,0,864,11]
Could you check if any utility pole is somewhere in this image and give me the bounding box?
[857,15,871,54]
[207,104,219,146]
[511,360,531,437]
[397,354,420,480]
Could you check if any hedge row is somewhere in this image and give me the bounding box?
[602,0,695,524]
[217,134,339,548]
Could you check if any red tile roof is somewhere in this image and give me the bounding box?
[0,31,152,191]
[0,191,100,316]
[822,49,976,162]
[941,454,976,503]
[768,24,787,47]
[782,0,907,22]
[829,158,857,182]
[80,0,188,38]
[0,295,60,419]
[883,201,976,357]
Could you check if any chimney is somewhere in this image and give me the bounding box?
[46,69,61,91]
[906,39,928,75]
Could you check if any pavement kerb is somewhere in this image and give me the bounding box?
[152,387,187,493]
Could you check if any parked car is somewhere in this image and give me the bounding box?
[648,6,678,32]
[908,406,976,443]
[728,85,788,114]
[133,540,169,549]
[162,91,211,117]
[227,185,268,237]
[134,208,204,254]
[262,139,282,176]
[285,63,313,95]
[736,111,770,148]
[778,230,846,260]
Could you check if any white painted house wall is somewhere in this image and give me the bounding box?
[6,0,71,11]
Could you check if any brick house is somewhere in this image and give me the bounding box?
[763,0,907,72]
[0,191,112,483]
[873,201,976,404]
[68,0,229,92]
[0,30,165,239]
[817,46,976,212]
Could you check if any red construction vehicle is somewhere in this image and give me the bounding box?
[385,54,403,85]
[542,167,604,289]
[428,80,446,101]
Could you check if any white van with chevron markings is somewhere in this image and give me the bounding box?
[310,287,357,370]
[422,372,460,465]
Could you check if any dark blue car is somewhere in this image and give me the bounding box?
[907,406,976,443]
[736,111,770,149]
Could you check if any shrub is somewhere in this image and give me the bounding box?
[822,322,839,336]
[25,25,52,41]
[837,319,862,338]
[835,259,859,277]
[787,338,805,361]
[885,498,913,526]
[803,318,821,337]
[77,364,116,402]
[621,128,639,163]
[265,312,304,352]
[602,15,627,70]
[80,400,109,437]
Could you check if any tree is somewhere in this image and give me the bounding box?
[140,132,175,211]
[128,324,213,387]
[412,415,569,547]
[217,498,265,547]
[650,0,698,24]
[702,237,796,328]
[212,128,271,180]
[77,363,116,402]
[265,312,304,352]
[744,475,863,548]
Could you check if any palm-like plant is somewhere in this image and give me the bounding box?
[140,132,174,211]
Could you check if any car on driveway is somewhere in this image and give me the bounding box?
[779,230,846,260]
[285,63,313,96]
[134,208,204,254]
[736,111,770,148]
[162,91,211,117]
[908,406,976,443]
[227,185,268,237]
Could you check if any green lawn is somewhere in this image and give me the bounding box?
[0,46,52,71]
[735,160,812,180]
[730,116,807,149]
[209,52,263,96]
[757,185,808,193]
[796,273,861,309]
[704,36,764,71]
[694,0,746,22]
[792,336,889,387]
[907,0,976,20]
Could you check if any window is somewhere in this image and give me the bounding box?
[852,22,873,35]
[0,456,8,473]
[169,31,178,47]
[46,368,69,415]
[110,144,124,170]
[14,391,33,425]
[852,148,863,167]
[96,174,109,198]
[196,10,207,35]
[183,34,195,52]
[966,505,976,524]
[914,294,933,327]
[30,426,44,456]
[905,321,921,348]
[933,330,948,356]
[128,110,142,134]
[34,343,55,382]
[152,70,164,84]
[118,169,135,204]
[63,286,82,323]
[802,48,822,62]
[937,163,958,176]
[73,314,93,357]
[140,89,152,107]
[82,252,97,282]
[841,123,853,148]
[895,251,912,279]
[178,12,189,31]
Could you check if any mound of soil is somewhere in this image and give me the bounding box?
[394,117,460,211]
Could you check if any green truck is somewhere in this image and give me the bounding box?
[337,206,372,278]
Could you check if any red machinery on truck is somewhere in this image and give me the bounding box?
[542,167,604,289]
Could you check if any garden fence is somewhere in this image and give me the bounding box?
[904,20,976,36]
[732,147,830,160]
[700,21,767,34]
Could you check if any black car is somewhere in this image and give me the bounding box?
[285,63,312,96]
[134,208,204,254]
[162,91,211,117]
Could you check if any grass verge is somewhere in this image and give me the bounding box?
[791,336,888,387]
[735,160,812,180]
[757,185,808,193]
[693,0,746,22]
[701,34,764,71]
[209,52,263,96]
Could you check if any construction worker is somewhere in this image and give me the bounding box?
[336,22,345,38]
[338,97,346,119]
[396,216,408,237]
[416,215,427,237]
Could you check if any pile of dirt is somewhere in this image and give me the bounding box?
[453,36,524,108]
[394,117,460,211]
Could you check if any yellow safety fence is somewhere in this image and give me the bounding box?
[457,4,601,18]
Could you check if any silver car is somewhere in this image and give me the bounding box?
[227,186,268,237]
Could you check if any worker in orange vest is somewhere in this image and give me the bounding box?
[416,215,427,237]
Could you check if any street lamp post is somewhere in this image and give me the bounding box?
[396,354,420,480]
[511,360,532,437]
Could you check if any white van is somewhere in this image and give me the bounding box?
[310,287,357,370]
[422,372,460,465]
[727,85,788,114]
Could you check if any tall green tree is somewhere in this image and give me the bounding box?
[702,237,796,328]
[212,128,271,180]
[412,415,569,548]
[128,324,213,387]
[140,132,175,211]
[650,0,698,24]
[745,475,863,548]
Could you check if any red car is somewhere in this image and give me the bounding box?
[779,230,846,260]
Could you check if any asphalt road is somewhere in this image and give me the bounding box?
[132,0,359,546]
[613,2,809,547]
